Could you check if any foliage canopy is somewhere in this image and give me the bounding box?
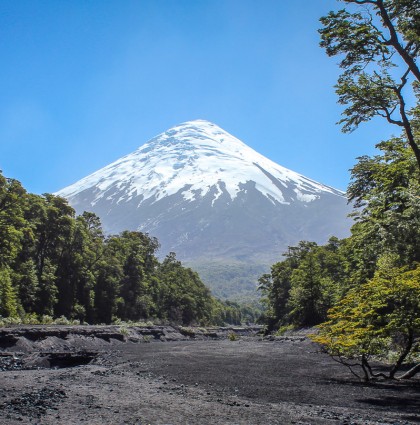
[319,0,420,168]
[0,171,243,326]
[260,133,420,380]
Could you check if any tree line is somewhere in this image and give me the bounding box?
[0,173,243,326]
[260,128,420,380]
[260,0,420,381]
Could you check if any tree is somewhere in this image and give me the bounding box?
[348,137,420,268]
[158,253,213,325]
[258,265,292,332]
[107,231,159,321]
[35,258,58,316]
[94,261,121,324]
[259,240,347,331]
[320,0,420,169]
[0,267,18,318]
[69,213,104,322]
[302,127,420,380]
[14,259,39,314]
[312,255,420,381]
[289,252,326,327]
[0,173,26,267]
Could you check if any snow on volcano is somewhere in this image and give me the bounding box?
[57,119,352,265]
[59,120,341,207]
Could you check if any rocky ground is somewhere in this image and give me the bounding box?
[0,325,419,425]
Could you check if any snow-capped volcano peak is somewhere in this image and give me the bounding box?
[58,119,342,208]
[57,119,351,266]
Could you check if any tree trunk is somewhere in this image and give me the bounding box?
[375,0,420,83]
[398,363,420,380]
[389,332,413,379]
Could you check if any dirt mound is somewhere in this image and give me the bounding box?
[0,325,262,353]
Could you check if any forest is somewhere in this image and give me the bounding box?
[259,0,420,381]
[0,173,249,326]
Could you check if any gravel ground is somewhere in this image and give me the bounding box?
[0,327,418,425]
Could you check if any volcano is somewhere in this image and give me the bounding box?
[57,120,352,298]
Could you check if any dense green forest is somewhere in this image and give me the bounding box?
[260,0,420,380]
[259,131,420,331]
[259,135,420,379]
[0,173,246,326]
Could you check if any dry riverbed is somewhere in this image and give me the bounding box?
[0,326,419,425]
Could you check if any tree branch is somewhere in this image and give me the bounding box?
[377,107,403,126]
[349,0,378,4]
[331,354,364,380]
[392,76,420,169]
[375,0,420,82]
[398,362,420,380]
[389,331,414,379]
[363,356,389,380]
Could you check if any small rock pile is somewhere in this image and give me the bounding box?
[0,353,24,371]
[0,387,67,419]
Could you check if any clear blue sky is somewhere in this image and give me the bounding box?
[0,0,396,194]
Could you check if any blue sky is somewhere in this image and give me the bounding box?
[0,0,396,194]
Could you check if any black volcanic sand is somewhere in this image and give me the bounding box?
[0,327,419,425]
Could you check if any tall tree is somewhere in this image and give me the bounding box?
[259,240,346,330]
[320,0,420,168]
[14,259,38,314]
[113,231,158,321]
[158,252,213,325]
[0,267,18,318]
[348,136,420,267]
[0,173,26,267]
[312,255,420,381]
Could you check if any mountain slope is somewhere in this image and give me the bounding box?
[57,120,352,297]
